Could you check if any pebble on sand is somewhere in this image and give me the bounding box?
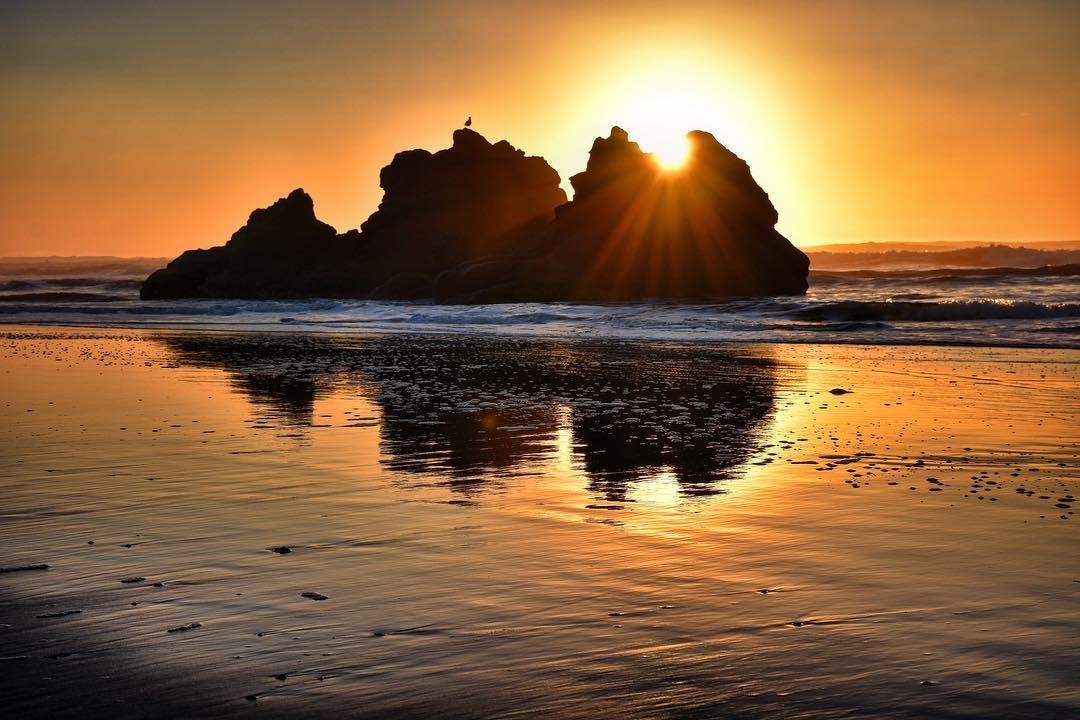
[166,622,202,633]
[0,563,50,573]
[35,610,82,619]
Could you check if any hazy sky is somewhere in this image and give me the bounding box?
[2,0,1077,256]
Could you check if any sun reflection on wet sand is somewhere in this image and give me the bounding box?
[0,328,1077,718]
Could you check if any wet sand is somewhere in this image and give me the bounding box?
[1,327,1077,718]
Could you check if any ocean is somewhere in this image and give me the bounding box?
[0,263,1077,347]
[2,259,1078,718]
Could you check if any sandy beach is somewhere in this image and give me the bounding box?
[1,327,1077,718]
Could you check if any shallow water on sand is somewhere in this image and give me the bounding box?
[1,328,1078,718]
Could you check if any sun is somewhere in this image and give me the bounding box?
[615,86,704,171]
[572,52,766,174]
[604,80,733,173]
[553,46,788,206]
[649,134,692,171]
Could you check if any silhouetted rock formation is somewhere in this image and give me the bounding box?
[434,127,808,301]
[359,128,566,298]
[142,127,808,302]
[141,189,345,299]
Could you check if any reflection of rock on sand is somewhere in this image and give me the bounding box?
[157,334,779,501]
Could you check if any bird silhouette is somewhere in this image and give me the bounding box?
[464,116,472,127]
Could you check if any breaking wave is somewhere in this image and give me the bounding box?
[791,300,1079,322]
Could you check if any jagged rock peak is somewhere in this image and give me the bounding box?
[247,188,319,227]
[588,126,643,160]
[451,127,493,151]
[570,126,649,199]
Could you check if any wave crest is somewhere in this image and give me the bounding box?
[792,299,1079,322]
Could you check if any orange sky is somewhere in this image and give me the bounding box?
[1,0,1077,257]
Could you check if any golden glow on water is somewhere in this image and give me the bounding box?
[627,470,682,506]
[0,329,1077,717]
[552,405,575,473]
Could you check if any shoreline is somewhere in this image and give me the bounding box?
[2,321,1078,352]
